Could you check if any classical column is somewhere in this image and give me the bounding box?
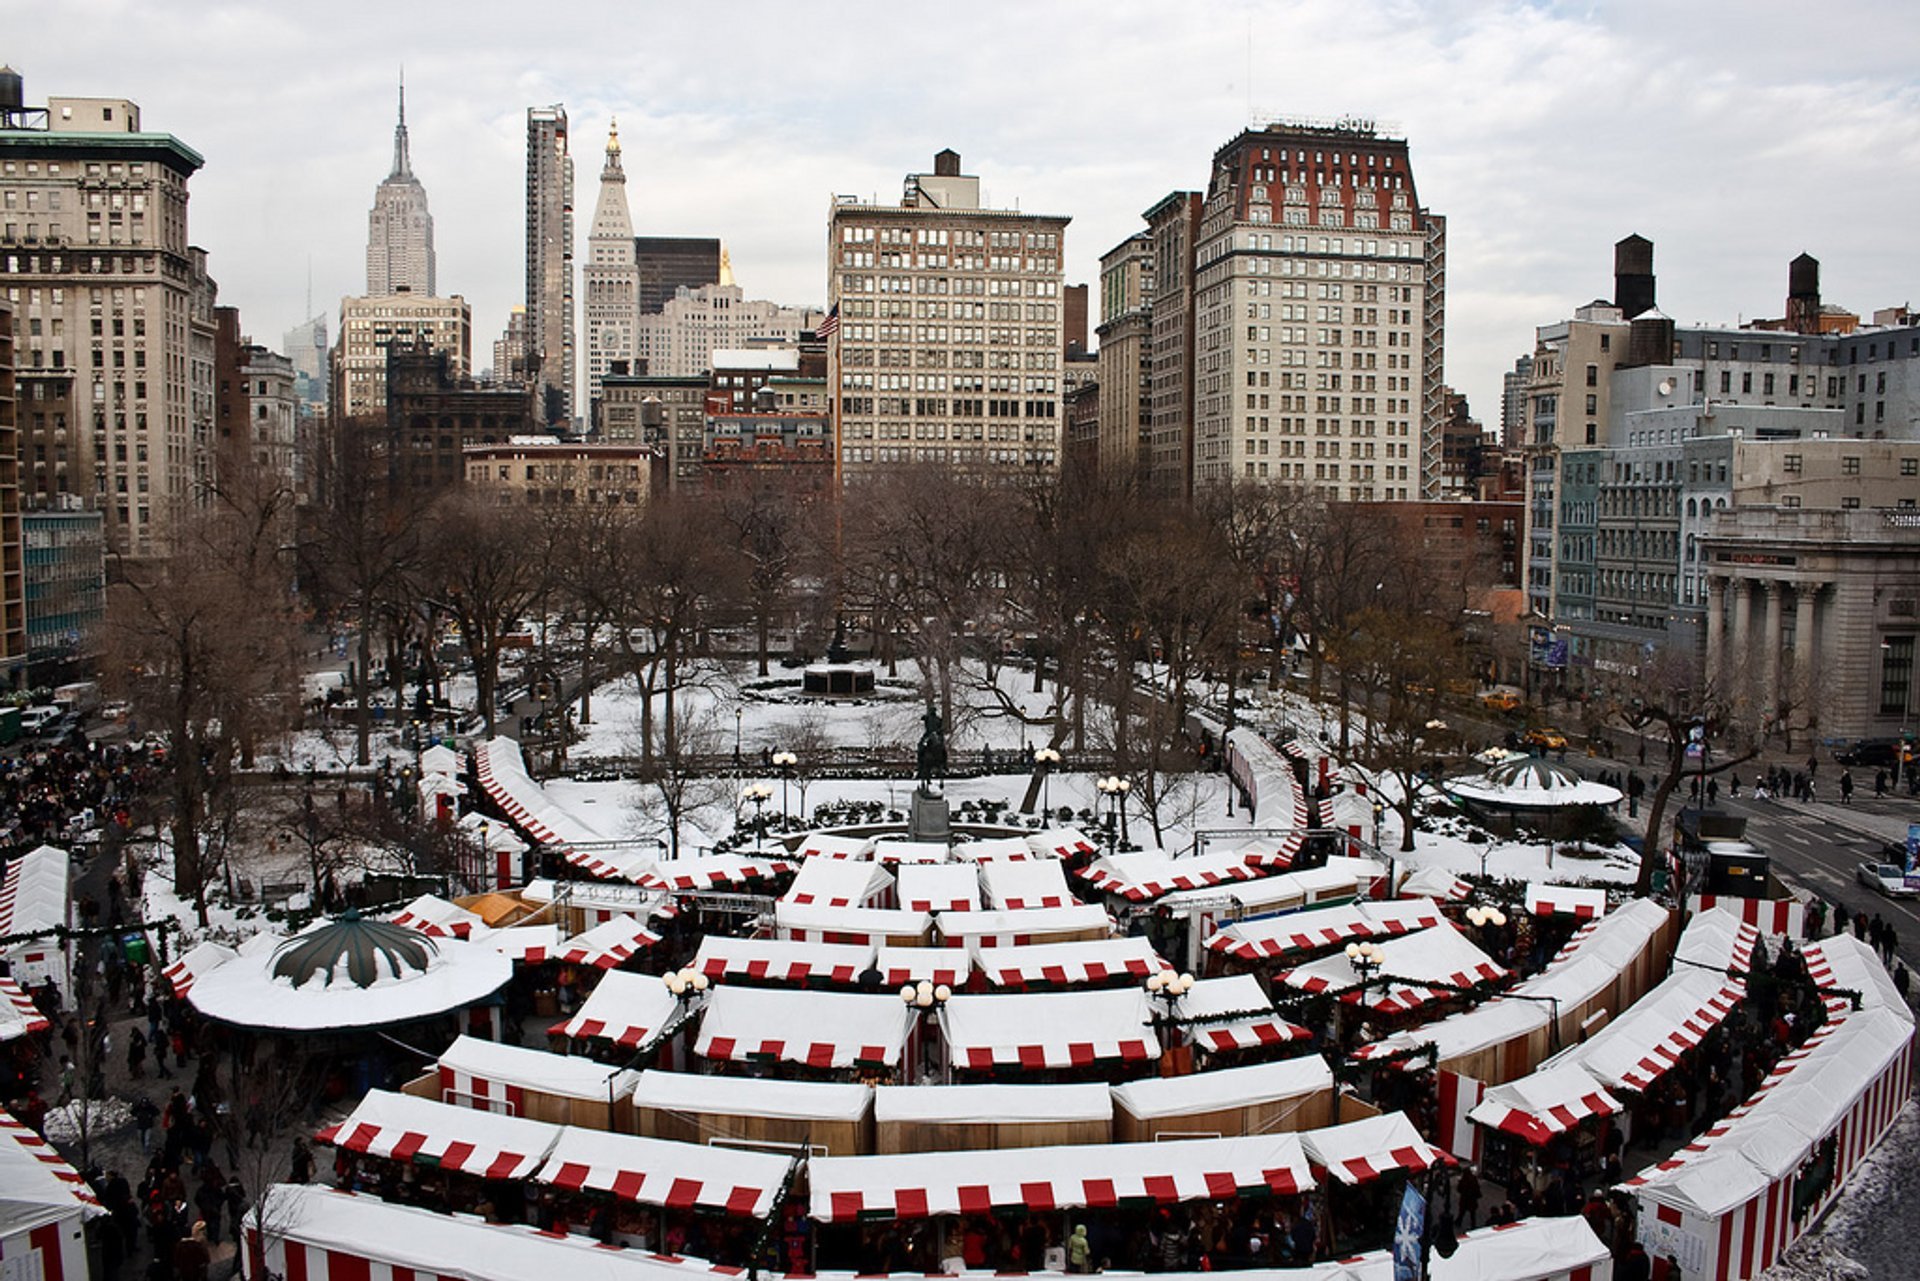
[1704,575,1726,688]
[1794,584,1818,681]
[1728,578,1751,698]
[1762,580,1783,717]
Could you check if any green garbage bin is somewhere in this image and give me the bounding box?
[122,932,150,965]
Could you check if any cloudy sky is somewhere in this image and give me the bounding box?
[11,0,1920,420]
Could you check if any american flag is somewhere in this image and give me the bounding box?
[816,303,839,340]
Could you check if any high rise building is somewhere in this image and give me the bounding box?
[1189,120,1444,498]
[635,236,722,315]
[827,148,1070,478]
[283,312,328,406]
[525,105,574,425]
[365,78,435,296]
[583,121,637,414]
[630,283,823,379]
[1096,231,1153,482]
[0,73,210,555]
[492,305,529,385]
[1500,353,1531,451]
[330,293,470,420]
[1143,191,1201,499]
[0,295,24,683]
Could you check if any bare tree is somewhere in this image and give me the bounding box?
[716,475,816,677]
[1333,605,1467,852]
[422,494,548,736]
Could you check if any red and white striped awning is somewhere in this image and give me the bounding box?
[316,1089,560,1180]
[1174,974,1312,1053]
[161,940,237,999]
[1300,1112,1451,1185]
[1026,827,1096,859]
[1468,1064,1623,1146]
[875,945,972,988]
[935,904,1113,949]
[556,914,661,969]
[971,936,1171,988]
[388,894,485,938]
[1525,883,1609,920]
[1081,849,1266,902]
[1567,970,1746,1094]
[560,847,659,883]
[551,971,682,1050]
[693,936,875,985]
[0,1105,100,1210]
[0,974,51,1041]
[978,858,1075,910]
[1205,903,1375,961]
[1361,898,1446,936]
[894,862,982,912]
[940,988,1159,1070]
[1277,920,1507,1014]
[772,903,933,946]
[809,1132,1312,1222]
[695,985,916,1069]
[640,853,796,892]
[1232,831,1308,871]
[1399,866,1472,903]
[435,1036,643,1113]
[952,837,1037,862]
[534,1127,795,1217]
[795,833,877,860]
[784,857,894,908]
[483,924,564,963]
[872,839,952,865]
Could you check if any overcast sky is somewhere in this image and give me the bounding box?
[11,0,1920,421]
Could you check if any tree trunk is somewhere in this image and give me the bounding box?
[355,614,375,765]
[757,608,770,678]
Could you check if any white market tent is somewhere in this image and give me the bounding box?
[482,924,565,963]
[693,936,875,985]
[695,984,916,1069]
[419,743,462,778]
[0,844,70,989]
[1300,1112,1450,1185]
[1025,827,1096,859]
[1673,907,1758,973]
[389,894,487,939]
[534,1126,795,1216]
[473,738,627,864]
[772,902,932,946]
[935,904,1112,947]
[951,836,1035,862]
[1082,849,1266,902]
[161,940,238,999]
[552,971,682,1050]
[894,861,981,912]
[0,1105,101,1281]
[435,1035,642,1114]
[1110,1056,1336,1140]
[554,914,660,969]
[1550,967,1745,1094]
[940,987,1158,1070]
[874,945,971,988]
[970,936,1170,988]
[1278,920,1507,1014]
[1399,866,1472,902]
[251,1183,741,1281]
[629,1069,873,1155]
[977,858,1075,910]
[1206,898,1441,962]
[784,857,894,908]
[0,975,50,1044]
[1467,1063,1623,1146]
[871,838,952,865]
[794,833,877,861]
[873,1082,1112,1127]
[808,1132,1313,1221]
[1428,1216,1612,1281]
[318,1088,560,1180]
[1173,973,1312,1053]
[1524,883,1608,920]
[639,852,796,892]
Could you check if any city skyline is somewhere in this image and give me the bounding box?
[8,0,1920,419]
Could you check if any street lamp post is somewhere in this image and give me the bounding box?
[772,750,797,827]
[734,706,743,765]
[1034,746,1060,818]
[900,979,953,1084]
[1146,969,1197,1053]
[740,782,773,849]
[1097,775,1131,851]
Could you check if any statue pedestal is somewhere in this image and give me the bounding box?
[907,785,951,844]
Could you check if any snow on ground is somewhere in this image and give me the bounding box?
[43,1098,133,1143]
[1766,1101,1920,1280]
[251,726,418,773]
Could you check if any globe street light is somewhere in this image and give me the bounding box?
[1096,775,1131,850]
[1034,746,1061,817]
[772,749,798,826]
[740,782,774,848]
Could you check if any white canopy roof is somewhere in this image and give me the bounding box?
[188,932,511,1032]
[0,975,50,1043]
[784,856,894,907]
[894,862,982,912]
[1673,907,1757,973]
[1111,1055,1333,1121]
[1468,1063,1622,1145]
[0,844,68,938]
[534,1126,795,1217]
[1174,973,1311,1052]
[0,1106,101,1238]
[940,987,1158,1070]
[692,936,875,985]
[318,1088,560,1180]
[389,894,486,938]
[1524,882,1608,920]
[629,1069,872,1123]
[1300,1112,1450,1185]
[1164,863,1362,914]
[873,1082,1113,1125]
[871,838,952,865]
[162,940,238,999]
[874,945,971,987]
[794,833,877,860]
[977,858,1075,910]
[772,902,932,944]
[1804,932,1908,1013]
[438,1035,641,1101]
[1026,827,1096,859]
[1551,968,1744,1093]
[1429,1216,1611,1281]
[934,904,1112,946]
[951,836,1036,862]
[1399,866,1472,902]
[1448,766,1622,808]
[640,852,796,891]
[482,924,564,963]
[1083,849,1266,902]
[1279,920,1506,1013]
[695,984,915,1069]
[555,913,660,969]
[809,1133,1313,1221]
[458,811,529,855]
[970,936,1171,988]
[419,743,462,777]
[473,737,623,852]
[552,971,682,1049]
[1206,898,1441,962]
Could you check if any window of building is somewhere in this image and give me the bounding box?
[1842,496,1861,510]
[1902,458,1918,476]
[1783,453,1801,473]
[1842,455,1861,475]
[1882,636,1915,716]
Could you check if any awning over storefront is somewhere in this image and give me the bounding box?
[695,985,915,1069]
[1467,1064,1622,1146]
[977,858,1075,910]
[970,936,1171,988]
[1082,849,1266,902]
[534,1126,794,1217]
[550,971,683,1050]
[1174,973,1312,1052]
[317,1089,560,1180]
[639,853,796,891]
[692,936,875,985]
[555,914,660,969]
[939,987,1158,1070]
[1524,883,1608,920]
[1300,1113,1450,1185]
[894,862,982,913]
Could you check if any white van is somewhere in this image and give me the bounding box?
[19,706,61,734]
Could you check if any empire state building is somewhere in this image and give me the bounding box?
[366,77,436,295]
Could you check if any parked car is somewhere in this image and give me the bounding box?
[1524,726,1568,751]
[1856,860,1918,899]
[1835,738,1904,770]
[1480,690,1523,713]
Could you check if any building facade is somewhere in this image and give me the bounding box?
[0,78,208,555]
[331,292,470,420]
[282,312,328,407]
[0,296,23,682]
[633,283,822,378]
[1143,191,1201,499]
[1189,120,1444,499]
[827,149,1069,478]
[1095,232,1153,483]
[634,236,721,315]
[582,122,636,414]
[464,439,650,506]
[599,365,706,487]
[525,105,574,425]
[21,504,102,680]
[365,80,435,297]
[382,344,539,496]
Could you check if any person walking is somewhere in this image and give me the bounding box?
[1839,770,1854,805]
[1706,777,1719,807]
[127,1025,147,1079]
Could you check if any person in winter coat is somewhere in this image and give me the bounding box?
[1067,1225,1092,1273]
